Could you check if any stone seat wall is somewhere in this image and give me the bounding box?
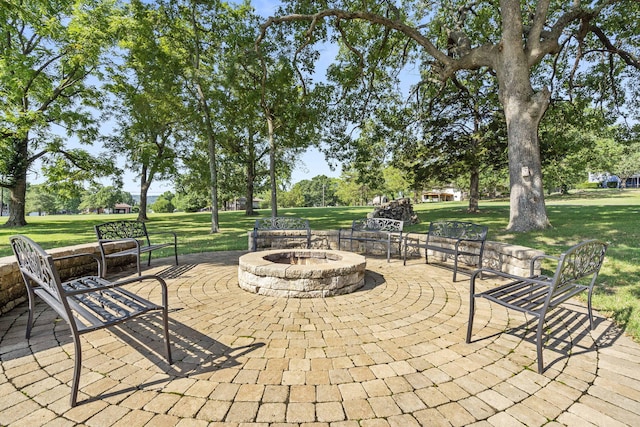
[1,232,543,314]
[250,230,544,277]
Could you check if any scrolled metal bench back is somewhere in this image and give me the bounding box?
[96,220,148,239]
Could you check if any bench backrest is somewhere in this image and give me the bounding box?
[428,221,488,241]
[10,235,66,312]
[254,217,309,231]
[352,218,403,232]
[95,220,150,243]
[550,239,607,295]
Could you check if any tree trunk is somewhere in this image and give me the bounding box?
[5,175,28,227]
[207,134,220,233]
[468,166,480,213]
[267,114,278,217]
[245,161,256,216]
[138,175,150,222]
[498,1,551,231]
[500,93,551,230]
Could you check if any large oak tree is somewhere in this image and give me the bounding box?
[259,0,640,231]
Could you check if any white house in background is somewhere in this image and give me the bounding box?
[588,172,640,188]
[421,187,463,202]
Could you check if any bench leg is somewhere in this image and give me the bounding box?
[453,255,459,282]
[136,254,142,277]
[536,316,545,374]
[386,235,391,262]
[160,280,173,364]
[70,333,82,407]
[25,282,36,339]
[466,297,476,343]
[403,240,407,266]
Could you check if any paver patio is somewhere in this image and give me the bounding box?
[1,250,639,426]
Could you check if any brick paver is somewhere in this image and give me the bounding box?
[1,251,640,425]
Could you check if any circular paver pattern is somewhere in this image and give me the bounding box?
[0,251,638,426]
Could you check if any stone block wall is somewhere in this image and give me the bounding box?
[249,230,544,276]
[402,233,544,277]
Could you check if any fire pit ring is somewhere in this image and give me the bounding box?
[238,249,366,298]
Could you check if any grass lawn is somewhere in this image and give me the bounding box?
[2,189,639,341]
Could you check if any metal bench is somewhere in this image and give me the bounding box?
[403,220,488,281]
[467,239,608,374]
[95,220,178,278]
[10,234,172,407]
[251,217,311,251]
[338,218,404,262]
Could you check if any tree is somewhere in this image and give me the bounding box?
[382,166,410,201]
[392,68,508,212]
[106,0,185,221]
[259,1,640,231]
[0,0,119,226]
[280,184,305,208]
[538,105,616,193]
[151,192,175,213]
[26,184,59,216]
[294,175,339,207]
[79,184,124,213]
[335,168,374,206]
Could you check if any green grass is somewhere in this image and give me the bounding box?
[2,189,639,341]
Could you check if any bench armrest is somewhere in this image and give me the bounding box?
[529,254,560,276]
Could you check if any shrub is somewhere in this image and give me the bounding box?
[576,182,601,189]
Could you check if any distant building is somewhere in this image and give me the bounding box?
[421,187,462,202]
[113,203,132,214]
[588,172,640,188]
[230,197,261,211]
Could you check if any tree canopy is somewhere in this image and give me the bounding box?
[258,0,640,231]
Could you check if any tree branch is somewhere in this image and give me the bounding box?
[591,24,640,69]
[526,0,551,56]
[258,9,496,81]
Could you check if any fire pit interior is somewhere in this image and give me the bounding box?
[238,249,366,298]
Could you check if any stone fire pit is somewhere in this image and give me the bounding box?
[238,249,366,298]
